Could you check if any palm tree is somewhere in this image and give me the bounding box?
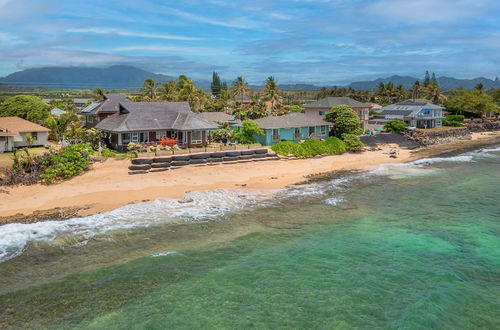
[160,81,177,101]
[423,82,446,104]
[93,88,105,101]
[411,81,421,102]
[262,76,281,108]
[141,78,158,101]
[231,76,249,100]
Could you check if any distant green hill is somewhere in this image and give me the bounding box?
[0,65,177,89]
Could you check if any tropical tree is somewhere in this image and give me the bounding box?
[160,81,177,101]
[231,76,249,99]
[141,78,158,101]
[234,120,264,144]
[0,95,49,123]
[445,89,498,117]
[325,105,363,137]
[423,82,446,104]
[44,111,79,142]
[384,120,407,133]
[411,81,421,101]
[211,72,222,96]
[262,76,281,108]
[423,70,431,87]
[475,83,484,94]
[93,88,106,101]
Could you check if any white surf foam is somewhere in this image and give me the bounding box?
[0,189,272,264]
[150,251,180,257]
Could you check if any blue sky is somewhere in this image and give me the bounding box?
[0,0,499,85]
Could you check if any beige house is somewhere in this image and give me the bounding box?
[302,97,371,130]
[0,117,50,153]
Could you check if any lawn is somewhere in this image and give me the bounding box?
[0,147,50,170]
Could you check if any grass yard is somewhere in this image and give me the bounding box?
[0,147,50,170]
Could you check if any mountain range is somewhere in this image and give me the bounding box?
[1,65,499,91]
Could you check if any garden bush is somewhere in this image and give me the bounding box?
[272,138,349,158]
[443,115,465,127]
[40,144,92,183]
[383,120,407,133]
[342,134,364,151]
[272,141,304,156]
[325,137,347,154]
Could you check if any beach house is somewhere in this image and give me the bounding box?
[252,113,330,146]
[375,101,445,129]
[0,117,49,153]
[79,94,129,128]
[302,97,371,129]
[94,101,218,150]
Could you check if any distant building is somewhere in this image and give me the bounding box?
[302,97,371,129]
[372,101,444,129]
[50,107,65,116]
[252,113,330,146]
[234,95,251,104]
[0,117,49,153]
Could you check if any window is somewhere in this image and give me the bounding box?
[272,129,280,141]
[309,127,315,136]
[139,132,149,143]
[320,126,326,134]
[191,130,202,144]
[294,128,301,139]
[319,111,325,116]
[157,131,167,139]
[30,132,38,141]
[131,132,139,142]
[122,133,130,144]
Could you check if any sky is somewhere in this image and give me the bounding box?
[0,0,499,85]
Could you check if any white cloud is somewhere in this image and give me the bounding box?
[67,28,204,41]
[367,0,482,23]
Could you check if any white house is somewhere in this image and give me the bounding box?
[0,117,50,153]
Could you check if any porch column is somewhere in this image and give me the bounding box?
[118,133,122,146]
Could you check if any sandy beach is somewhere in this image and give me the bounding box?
[1,131,499,222]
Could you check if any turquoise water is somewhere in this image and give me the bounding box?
[0,145,499,329]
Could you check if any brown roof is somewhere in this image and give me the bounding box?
[0,117,49,135]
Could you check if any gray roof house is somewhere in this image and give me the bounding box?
[79,94,129,128]
[93,100,218,150]
[302,97,371,130]
[252,113,331,146]
[199,112,242,127]
[371,101,445,129]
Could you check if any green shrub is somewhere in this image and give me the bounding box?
[445,115,465,122]
[443,120,463,127]
[40,144,92,183]
[272,138,348,158]
[325,137,347,154]
[383,120,407,133]
[301,139,329,156]
[342,134,364,151]
[272,141,304,156]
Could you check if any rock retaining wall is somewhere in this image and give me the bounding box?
[403,127,471,146]
[128,149,279,174]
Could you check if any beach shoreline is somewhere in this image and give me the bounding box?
[1,131,499,224]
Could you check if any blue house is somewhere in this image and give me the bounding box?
[252,113,330,146]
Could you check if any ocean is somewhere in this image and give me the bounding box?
[0,145,499,329]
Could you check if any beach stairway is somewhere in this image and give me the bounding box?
[128,149,279,174]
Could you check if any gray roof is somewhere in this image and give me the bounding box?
[253,113,330,129]
[50,107,65,116]
[303,97,370,109]
[380,101,444,118]
[95,102,218,132]
[78,94,128,115]
[199,112,242,126]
